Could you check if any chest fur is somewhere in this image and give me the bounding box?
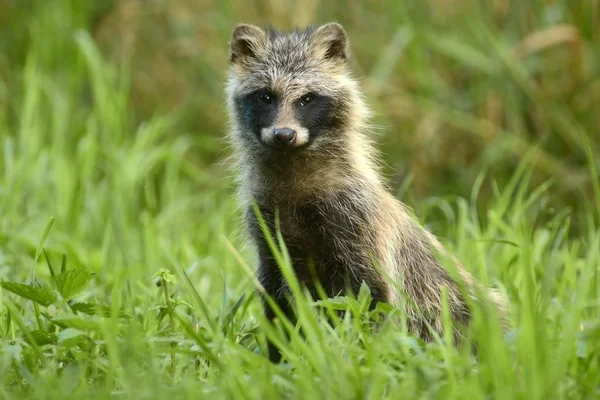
[246,199,324,256]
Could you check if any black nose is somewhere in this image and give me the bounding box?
[272,128,297,147]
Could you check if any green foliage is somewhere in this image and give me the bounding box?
[1,280,57,307]
[0,0,599,399]
[54,270,95,301]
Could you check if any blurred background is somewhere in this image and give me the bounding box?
[0,0,598,276]
[2,0,598,204]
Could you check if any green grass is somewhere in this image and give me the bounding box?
[1,0,599,399]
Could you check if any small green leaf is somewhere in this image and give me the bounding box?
[50,314,100,331]
[357,282,372,304]
[314,296,353,311]
[68,301,95,315]
[57,328,93,349]
[153,268,177,285]
[26,330,58,346]
[57,328,84,343]
[373,302,396,314]
[69,301,129,318]
[55,270,95,300]
[1,280,57,306]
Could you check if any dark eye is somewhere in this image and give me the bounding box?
[258,93,273,105]
[299,94,314,106]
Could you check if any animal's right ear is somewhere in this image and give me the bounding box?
[229,24,266,64]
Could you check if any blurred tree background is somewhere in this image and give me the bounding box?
[1,0,598,228]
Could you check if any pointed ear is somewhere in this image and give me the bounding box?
[312,23,348,61]
[229,24,267,64]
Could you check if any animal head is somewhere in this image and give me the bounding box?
[225,23,369,158]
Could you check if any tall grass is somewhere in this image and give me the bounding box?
[0,1,599,399]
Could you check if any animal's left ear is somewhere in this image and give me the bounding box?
[312,22,348,61]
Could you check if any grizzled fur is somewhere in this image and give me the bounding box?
[225,22,508,362]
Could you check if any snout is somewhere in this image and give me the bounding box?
[272,128,297,148]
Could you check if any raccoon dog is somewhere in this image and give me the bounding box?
[225,22,508,362]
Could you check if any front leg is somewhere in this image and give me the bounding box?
[244,205,293,362]
[257,254,294,363]
[297,192,394,311]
